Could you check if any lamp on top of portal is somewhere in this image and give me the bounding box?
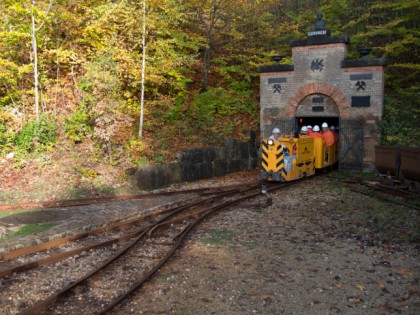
[358,48,372,59]
[271,55,283,63]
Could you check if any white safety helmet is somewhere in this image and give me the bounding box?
[301,126,308,132]
[322,122,328,128]
[330,126,335,130]
[307,125,313,129]
[313,125,320,132]
[272,128,281,134]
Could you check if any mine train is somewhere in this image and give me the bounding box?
[260,133,338,182]
[375,146,420,192]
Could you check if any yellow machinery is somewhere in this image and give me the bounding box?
[260,135,338,182]
[313,138,338,169]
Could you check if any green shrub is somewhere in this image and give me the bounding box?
[379,95,420,146]
[64,112,92,143]
[15,117,57,152]
[189,87,257,126]
[0,124,15,154]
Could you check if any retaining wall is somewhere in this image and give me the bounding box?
[129,132,259,190]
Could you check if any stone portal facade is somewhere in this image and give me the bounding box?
[259,17,385,169]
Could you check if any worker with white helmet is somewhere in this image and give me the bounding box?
[309,125,323,138]
[306,125,313,135]
[269,128,281,141]
[321,122,334,147]
[300,126,308,135]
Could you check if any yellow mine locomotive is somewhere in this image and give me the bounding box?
[260,133,338,182]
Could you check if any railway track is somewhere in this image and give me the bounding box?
[0,181,290,315]
[336,177,420,210]
[0,185,247,213]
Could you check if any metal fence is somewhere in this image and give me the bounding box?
[339,119,364,171]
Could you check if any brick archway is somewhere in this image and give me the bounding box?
[286,82,349,117]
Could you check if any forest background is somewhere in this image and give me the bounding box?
[0,0,419,201]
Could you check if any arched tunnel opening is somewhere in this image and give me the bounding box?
[294,116,340,132]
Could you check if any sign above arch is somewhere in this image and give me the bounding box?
[287,82,349,118]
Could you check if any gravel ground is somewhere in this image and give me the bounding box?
[0,171,419,315]
[114,173,419,315]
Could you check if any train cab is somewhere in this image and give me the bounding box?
[260,134,338,182]
[260,135,316,182]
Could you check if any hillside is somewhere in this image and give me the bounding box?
[0,0,419,204]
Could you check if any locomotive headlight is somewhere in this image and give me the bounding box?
[268,139,274,146]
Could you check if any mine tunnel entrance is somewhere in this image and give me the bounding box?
[294,117,365,171]
[295,116,340,133]
[263,117,365,171]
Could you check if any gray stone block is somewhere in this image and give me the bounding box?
[227,159,241,173]
[213,160,227,177]
[202,148,218,162]
[181,164,200,182]
[239,142,251,160]
[179,148,204,165]
[200,162,214,179]
[223,139,240,160]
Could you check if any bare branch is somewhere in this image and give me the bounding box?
[36,0,55,31]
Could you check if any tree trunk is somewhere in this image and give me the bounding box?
[31,0,40,122]
[202,46,210,91]
[139,0,147,138]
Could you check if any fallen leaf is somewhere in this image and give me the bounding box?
[356,284,366,291]
[378,303,391,311]
[398,268,413,278]
[396,296,407,307]
[260,294,274,301]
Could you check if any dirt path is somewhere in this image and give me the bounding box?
[114,176,419,315]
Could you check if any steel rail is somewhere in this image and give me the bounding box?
[97,182,289,314]
[1,183,258,261]
[345,185,420,211]
[17,182,264,315]
[18,202,196,315]
[0,225,149,278]
[0,197,196,261]
[0,196,236,275]
[0,181,259,213]
[0,200,243,278]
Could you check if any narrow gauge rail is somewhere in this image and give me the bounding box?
[338,178,420,210]
[1,181,289,315]
[0,184,248,213]
[0,183,258,273]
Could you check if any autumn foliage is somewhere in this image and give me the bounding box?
[0,0,418,167]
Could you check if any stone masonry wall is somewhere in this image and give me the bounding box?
[129,133,259,190]
[258,35,385,168]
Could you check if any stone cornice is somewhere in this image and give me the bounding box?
[258,64,294,73]
[341,58,386,68]
[290,35,350,47]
